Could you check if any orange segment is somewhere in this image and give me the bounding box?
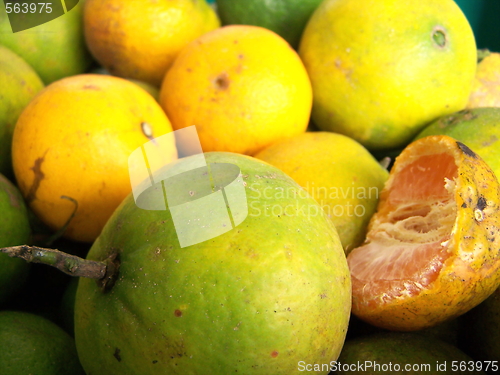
[347,135,500,331]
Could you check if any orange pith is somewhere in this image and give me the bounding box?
[347,135,500,331]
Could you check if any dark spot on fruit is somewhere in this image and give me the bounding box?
[482,135,498,147]
[233,39,238,44]
[213,72,230,90]
[477,196,487,211]
[174,309,182,317]
[271,351,279,358]
[113,348,121,362]
[83,84,100,90]
[461,202,467,208]
[152,360,158,364]
[26,151,48,203]
[238,54,244,59]
[457,142,477,159]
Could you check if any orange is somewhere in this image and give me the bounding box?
[0,1,93,84]
[83,0,220,86]
[467,50,500,109]
[159,25,312,156]
[75,151,351,374]
[0,310,85,375]
[12,74,176,243]
[0,45,44,177]
[347,135,500,331]
[255,132,388,252]
[299,0,477,150]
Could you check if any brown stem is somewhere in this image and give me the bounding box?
[0,245,106,279]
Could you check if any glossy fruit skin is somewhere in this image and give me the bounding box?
[0,2,93,84]
[299,0,477,150]
[12,74,176,242]
[349,136,500,331]
[0,46,44,178]
[159,25,312,156]
[75,152,351,375]
[0,311,85,375]
[255,131,389,252]
[216,0,323,49]
[0,174,31,304]
[84,0,220,86]
[414,107,500,179]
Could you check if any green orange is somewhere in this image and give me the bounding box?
[0,1,93,84]
[414,107,500,179]
[216,0,323,49]
[0,45,44,177]
[75,152,351,374]
[0,174,31,304]
[0,310,85,375]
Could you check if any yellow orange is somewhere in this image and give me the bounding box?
[299,0,477,150]
[159,25,312,156]
[12,74,176,242]
[83,0,220,86]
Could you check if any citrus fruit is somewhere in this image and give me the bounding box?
[347,135,500,331]
[414,107,500,178]
[74,151,351,375]
[0,45,44,177]
[467,50,500,109]
[0,174,31,304]
[159,25,312,156]
[216,0,323,49]
[12,74,176,243]
[83,0,220,86]
[0,1,93,84]
[255,131,388,252]
[299,0,477,150]
[334,332,481,374]
[459,286,500,362]
[0,310,85,375]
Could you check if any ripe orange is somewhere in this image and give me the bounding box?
[299,0,477,150]
[347,135,500,331]
[83,0,220,86]
[12,74,176,243]
[159,25,312,156]
[467,50,500,109]
[255,131,388,252]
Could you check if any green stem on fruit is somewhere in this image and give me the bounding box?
[0,245,106,279]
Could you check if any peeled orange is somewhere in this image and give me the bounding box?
[347,135,500,331]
